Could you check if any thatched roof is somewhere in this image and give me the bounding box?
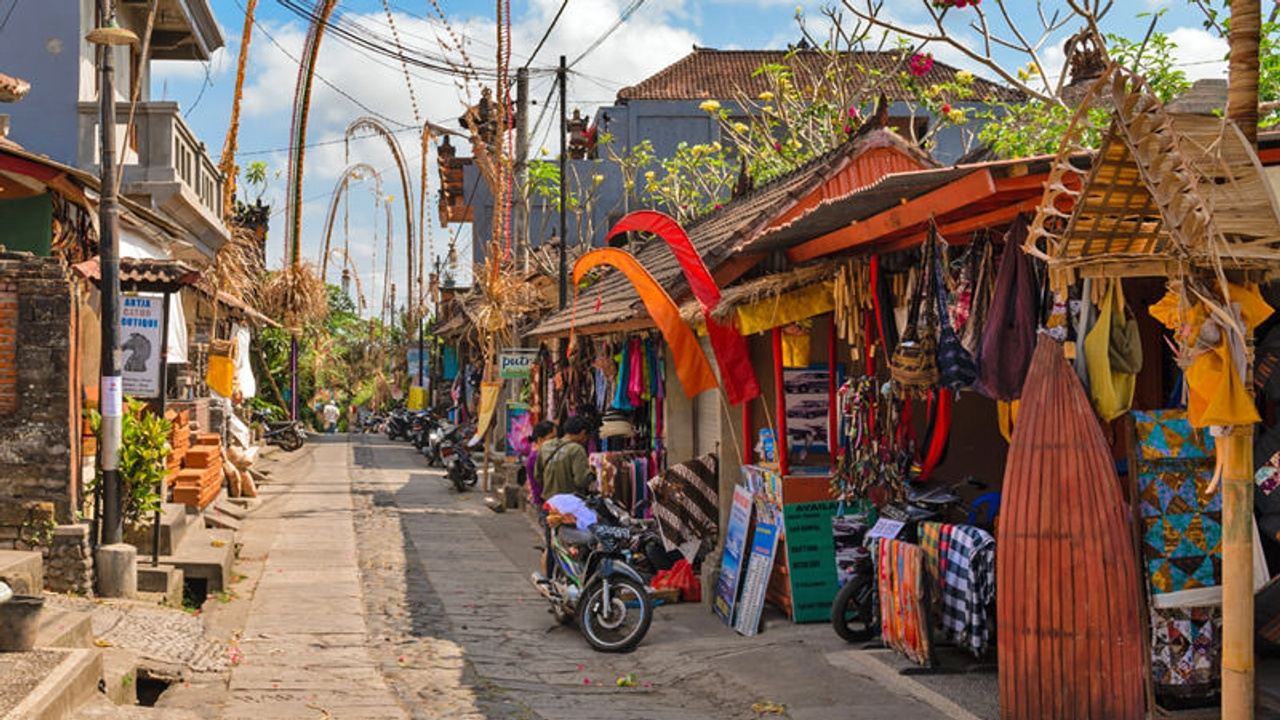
[679,261,840,325]
[1027,66,1280,286]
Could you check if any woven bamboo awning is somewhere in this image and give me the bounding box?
[1027,66,1280,288]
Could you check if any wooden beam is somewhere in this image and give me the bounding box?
[786,169,997,263]
[875,196,1042,253]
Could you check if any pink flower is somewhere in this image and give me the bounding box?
[843,124,853,134]
[909,53,934,77]
[940,103,952,114]
[583,677,592,685]
[714,203,723,210]
[773,141,782,152]
[848,106,859,118]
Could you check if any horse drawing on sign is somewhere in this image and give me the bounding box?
[123,333,152,373]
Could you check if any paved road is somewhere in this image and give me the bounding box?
[343,435,953,720]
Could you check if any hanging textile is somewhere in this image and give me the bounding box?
[1084,279,1140,421]
[233,324,256,399]
[940,525,996,658]
[1149,283,1273,428]
[647,453,719,555]
[780,323,811,368]
[736,282,835,336]
[607,211,760,405]
[930,226,976,390]
[975,216,1038,401]
[1150,606,1222,699]
[876,539,932,666]
[998,335,1145,720]
[469,381,502,444]
[573,248,717,398]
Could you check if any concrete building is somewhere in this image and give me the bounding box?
[443,47,1018,265]
[0,0,227,261]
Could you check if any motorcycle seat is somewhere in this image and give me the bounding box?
[557,526,595,548]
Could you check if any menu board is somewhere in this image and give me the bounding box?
[714,486,754,625]
[734,521,779,637]
[781,499,842,623]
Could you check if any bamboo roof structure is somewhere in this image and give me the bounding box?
[1026,65,1280,288]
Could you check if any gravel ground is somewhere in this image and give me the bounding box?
[0,649,68,716]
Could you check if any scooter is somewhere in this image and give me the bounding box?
[533,494,655,653]
[438,425,479,492]
[252,409,307,452]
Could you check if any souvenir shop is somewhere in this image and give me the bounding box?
[709,78,1280,717]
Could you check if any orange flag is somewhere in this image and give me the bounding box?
[573,248,717,398]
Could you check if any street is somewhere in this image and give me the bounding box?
[158,436,959,720]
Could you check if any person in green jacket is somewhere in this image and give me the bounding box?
[536,416,593,499]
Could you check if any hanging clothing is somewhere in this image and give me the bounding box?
[877,539,932,666]
[975,216,1038,401]
[1149,284,1273,428]
[1084,279,1140,421]
[941,525,996,658]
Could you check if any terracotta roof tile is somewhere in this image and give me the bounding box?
[617,47,1020,103]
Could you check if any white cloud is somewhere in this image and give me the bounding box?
[1167,26,1228,81]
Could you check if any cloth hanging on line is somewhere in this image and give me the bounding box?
[470,381,502,445]
[736,282,835,336]
[940,525,996,658]
[877,539,932,666]
[647,453,719,555]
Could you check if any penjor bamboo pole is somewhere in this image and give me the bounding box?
[1221,426,1255,720]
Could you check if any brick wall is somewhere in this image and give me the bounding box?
[0,252,77,525]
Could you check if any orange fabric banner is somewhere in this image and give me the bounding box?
[573,248,717,398]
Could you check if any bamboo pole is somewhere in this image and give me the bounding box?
[1221,427,1255,720]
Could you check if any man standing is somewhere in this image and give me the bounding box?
[537,416,593,499]
[323,400,340,434]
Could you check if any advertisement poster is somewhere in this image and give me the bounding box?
[506,403,532,457]
[499,348,538,380]
[734,521,779,637]
[782,365,839,456]
[781,499,842,622]
[713,485,754,625]
[120,295,164,397]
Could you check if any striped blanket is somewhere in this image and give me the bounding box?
[647,453,719,556]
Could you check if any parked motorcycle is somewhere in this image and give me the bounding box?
[252,409,307,452]
[385,409,423,441]
[438,424,479,491]
[419,413,455,467]
[533,495,655,653]
[830,483,968,643]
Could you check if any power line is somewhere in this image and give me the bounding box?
[0,0,19,35]
[568,0,647,68]
[523,0,569,70]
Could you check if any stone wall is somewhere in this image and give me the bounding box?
[46,523,92,594]
[0,252,86,592]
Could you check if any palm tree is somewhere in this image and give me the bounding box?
[1228,0,1261,146]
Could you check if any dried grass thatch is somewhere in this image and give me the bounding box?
[260,261,328,331]
[212,224,265,305]
[462,259,554,347]
[680,261,840,324]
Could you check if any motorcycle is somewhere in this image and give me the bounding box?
[252,409,307,452]
[420,413,455,467]
[438,424,479,492]
[830,483,968,643]
[385,409,424,441]
[533,495,655,653]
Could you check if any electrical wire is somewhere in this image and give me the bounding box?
[568,0,647,68]
[523,0,569,71]
[0,0,19,35]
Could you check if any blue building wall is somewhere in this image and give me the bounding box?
[0,1,89,164]
[463,97,993,262]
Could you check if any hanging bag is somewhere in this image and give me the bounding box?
[1083,278,1139,421]
[932,227,977,390]
[975,216,1038,400]
[890,239,939,390]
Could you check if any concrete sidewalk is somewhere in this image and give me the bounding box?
[220,439,405,720]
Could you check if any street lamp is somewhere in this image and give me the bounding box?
[87,1,136,556]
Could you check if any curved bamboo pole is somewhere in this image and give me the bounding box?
[285,0,340,265]
[220,0,257,220]
[345,117,415,324]
[319,162,383,283]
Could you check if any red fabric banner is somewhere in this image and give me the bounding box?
[606,211,761,405]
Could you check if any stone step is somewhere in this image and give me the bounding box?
[202,506,241,533]
[99,648,138,707]
[0,548,43,594]
[123,504,194,557]
[70,694,202,719]
[1,648,101,720]
[155,527,234,594]
[211,498,248,520]
[35,606,94,649]
[135,565,184,608]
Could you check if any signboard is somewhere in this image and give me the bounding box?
[734,520,779,637]
[407,347,428,379]
[120,295,164,397]
[506,402,532,457]
[780,499,842,623]
[498,348,537,380]
[713,485,754,625]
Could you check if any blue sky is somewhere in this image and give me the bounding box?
[153,0,1228,311]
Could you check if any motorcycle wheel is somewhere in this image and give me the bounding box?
[831,572,877,643]
[577,576,652,653]
[465,463,479,487]
[280,430,304,453]
[449,464,469,492]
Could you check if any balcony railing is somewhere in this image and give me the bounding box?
[78,101,224,220]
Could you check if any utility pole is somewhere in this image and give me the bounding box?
[557,55,568,309]
[514,66,530,272]
[88,0,138,599]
